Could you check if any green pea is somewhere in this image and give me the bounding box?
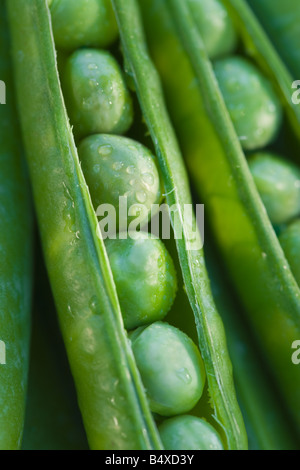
[49,0,118,51]
[105,235,177,330]
[279,219,300,285]
[188,0,237,59]
[130,322,206,416]
[63,49,133,139]
[159,415,224,450]
[214,56,282,150]
[78,134,161,230]
[248,152,300,225]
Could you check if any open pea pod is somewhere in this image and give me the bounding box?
[138,0,300,438]
[0,2,33,449]
[7,0,247,450]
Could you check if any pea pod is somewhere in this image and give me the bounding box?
[7,0,247,450]
[247,0,300,79]
[22,256,88,450]
[138,0,300,437]
[205,239,299,450]
[0,3,33,449]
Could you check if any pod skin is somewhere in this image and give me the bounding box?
[7,0,247,450]
[138,0,300,438]
[0,3,33,449]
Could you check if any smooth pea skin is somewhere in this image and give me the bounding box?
[159,415,224,450]
[214,56,282,150]
[48,0,118,51]
[78,134,161,230]
[63,49,133,139]
[279,219,300,285]
[188,0,237,59]
[130,322,206,416]
[105,234,177,330]
[248,152,300,225]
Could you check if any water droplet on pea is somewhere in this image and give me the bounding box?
[176,367,192,384]
[126,165,135,175]
[113,161,124,171]
[136,190,147,203]
[98,144,113,156]
[142,172,154,186]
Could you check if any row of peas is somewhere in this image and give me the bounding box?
[192,0,300,287]
[48,0,224,450]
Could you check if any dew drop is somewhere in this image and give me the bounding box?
[98,144,113,156]
[136,190,147,203]
[113,161,124,171]
[126,165,135,175]
[176,367,192,384]
[142,172,154,186]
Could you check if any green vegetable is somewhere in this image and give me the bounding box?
[78,134,161,230]
[130,322,206,416]
[214,56,282,150]
[63,49,133,139]
[7,0,247,450]
[22,257,88,450]
[0,2,33,450]
[159,415,224,450]
[188,0,237,59]
[139,0,300,438]
[279,219,300,285]
[49,0,118,51]
[248,152,300,225]
[247,0,300,79]
[106,234,177,330]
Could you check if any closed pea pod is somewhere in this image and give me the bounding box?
[0,3,33,450]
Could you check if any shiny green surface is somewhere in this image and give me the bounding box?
[279,220,300,286]
[159,415,224,450]
[188,0,237,59]
[247,0,300,79]
[131,322,206,416]
[115,0,247,450]
[139,0,300,437]
[7,0,162,450]
[63,49,133,139]
[49,0,118,51]
[214,56,282,150]
[78,134,161,230]
[0,3,33,450]
[106,234,177,330]
[248,152,300,225]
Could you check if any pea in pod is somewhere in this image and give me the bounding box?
[138,0,300,438]
[247,0,300,79]
[0,2,33,450]
[7,0,247,450]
